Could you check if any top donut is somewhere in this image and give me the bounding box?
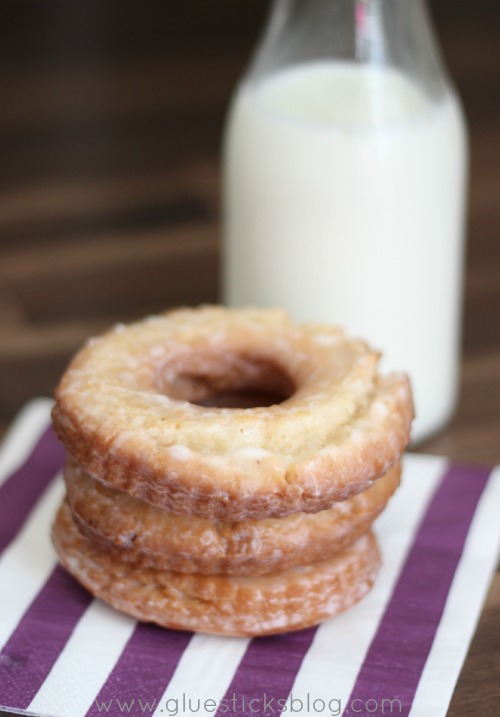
[52,305,413,520]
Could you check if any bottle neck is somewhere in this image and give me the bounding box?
[246,0,450,101]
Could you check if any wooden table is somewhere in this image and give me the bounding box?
[0,1,498,714]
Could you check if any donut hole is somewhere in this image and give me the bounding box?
[156,351,295,408]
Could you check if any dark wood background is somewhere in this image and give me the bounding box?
[0,1,498,715]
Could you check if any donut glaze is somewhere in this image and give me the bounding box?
[65,458,400,575]
[52,502,381,637]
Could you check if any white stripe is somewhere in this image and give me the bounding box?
[0,476,65,649]
[410,465,500,717]
[288,454,447,714]
[153,633,250,717]
[29,601,137,717]
[0,398,52,487]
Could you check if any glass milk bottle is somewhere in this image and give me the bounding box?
[222,0,468,443]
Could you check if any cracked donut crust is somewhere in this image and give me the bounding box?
[52,305,413,520]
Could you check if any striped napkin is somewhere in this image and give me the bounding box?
[0,399,499,717]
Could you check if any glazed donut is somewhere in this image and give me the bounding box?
[52,502,381,637]
[65,458,400,576]
[52,306,413,520]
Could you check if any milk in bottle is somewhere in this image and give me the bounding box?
[222,1,468,443]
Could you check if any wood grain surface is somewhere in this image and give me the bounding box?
[0,1,498,715]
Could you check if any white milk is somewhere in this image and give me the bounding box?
[222,62,467,443]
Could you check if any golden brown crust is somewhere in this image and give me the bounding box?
[52,502,381,637]
[52,306,413,520]
[65,459,400,576]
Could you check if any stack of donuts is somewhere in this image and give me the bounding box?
[51,306,413,636]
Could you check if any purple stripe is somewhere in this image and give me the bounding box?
[216,628,317,717]
[0,565,92,709]
[0,424,65,555]
[86,624,192,717]
[342,463,492,717]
